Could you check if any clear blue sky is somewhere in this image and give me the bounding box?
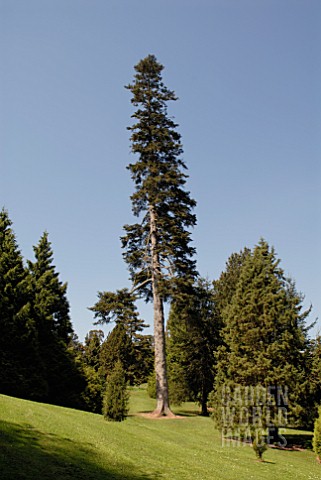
[1,0,320,341]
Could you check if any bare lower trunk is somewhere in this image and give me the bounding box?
[150,205,174,417]
[152,290,174,416]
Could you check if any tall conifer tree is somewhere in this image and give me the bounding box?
[213,239,310,439]
[28,232,84,407]
[28,232,73,343]
[122,55,197,415]
[0,209,46,398]
[212,248,251,317]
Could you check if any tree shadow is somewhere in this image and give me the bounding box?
[173,409,199,417]
[0,420,160,480]
[131,408,199,418]
[273,431,313,451]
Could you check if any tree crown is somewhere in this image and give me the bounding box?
[122,55,197,299]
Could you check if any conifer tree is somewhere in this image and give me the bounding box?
[213,239,310,442]
[212,248,251,316]
[99,323,134,383]
[167,278,219,415]
[131,330,154,385]
[80,330,104,413]
[301,335,321,428]
[28,232,84,407]
[122,55,197,415]
[91,289,153,384]
[0,209,46,398]
[102,360,129,422]
[91,289,149,340]
[311,336,321,407]
[84,329,104,370]
[28,232,73,343]
[313,407,321,462]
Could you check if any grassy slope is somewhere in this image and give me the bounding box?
[0,388,320,480]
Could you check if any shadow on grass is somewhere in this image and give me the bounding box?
[0,420,159,480]
[131,409,199,418]
[173,409,200,417]
[278,432,313,450]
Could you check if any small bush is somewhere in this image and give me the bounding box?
[253,436,267,461]
[102,361,129,422]
[313,406,321,460]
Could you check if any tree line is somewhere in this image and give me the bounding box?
[1,55,320,438]
[0,209,154,413]
[1,209,320,429]
[0,211,82,406]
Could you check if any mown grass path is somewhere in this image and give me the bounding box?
[0,388,320,480]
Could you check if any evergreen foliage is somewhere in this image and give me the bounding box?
[28,232,85,407]
[0,209,46,398]
[212,239,311,440]
[28,232,73,343]
[167,278,219,414]
[91,289,153,384]
[123,54,197,298]
[83,330,104,370]
[252,433,267,461]
[122,55,197,415]
[131,332,154,385]
[102,360,129,422]
[100,323,134,383]
[91,289,145,332]
[313,406,321,460]
[312,336,321,377]
[308,336,321,421]
[212,248,251,317]
[147,372,157,399]
[80,330,105,413]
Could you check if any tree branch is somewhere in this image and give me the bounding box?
[131,277,152,294]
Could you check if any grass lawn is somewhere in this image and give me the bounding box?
[0,387,320,480]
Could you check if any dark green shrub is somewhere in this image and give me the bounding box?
[102,361,129,422]
[252,433,267,461]
[147,372,156,399]
[313,406,321,460]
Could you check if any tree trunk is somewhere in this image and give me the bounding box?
[152,288,174,416]
[150,206,174,417]
[200,381,209,416]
